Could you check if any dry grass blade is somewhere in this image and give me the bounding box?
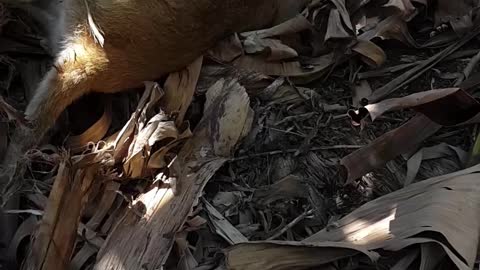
[94,78,253,270]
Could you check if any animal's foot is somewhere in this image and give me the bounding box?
[429,23,451,37]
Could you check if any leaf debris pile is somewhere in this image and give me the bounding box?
[1,0,480,269]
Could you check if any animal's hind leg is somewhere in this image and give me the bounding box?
[2,29,108,173]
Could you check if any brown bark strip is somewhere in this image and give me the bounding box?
[22,162,97,270]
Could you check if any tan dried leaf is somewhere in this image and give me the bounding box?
[306,164,480,269]
[225,241,379,270]
[113,82,164,163]
[147,123,192,169]
[359,15,412,45]
[123,113,178,178]
[94,79,253,269]
[358,88,460,122]
[352,40,386,68]
[160,56,203,126]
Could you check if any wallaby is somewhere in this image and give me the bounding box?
[0,0,307,171]
[0,0,307,265]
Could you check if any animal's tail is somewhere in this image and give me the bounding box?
[1,33,106,180]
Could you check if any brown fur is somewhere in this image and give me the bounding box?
[2,0,305,167]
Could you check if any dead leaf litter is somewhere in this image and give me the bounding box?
[1,0,480,269]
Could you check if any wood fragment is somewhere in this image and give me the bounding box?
[22,162,97,270]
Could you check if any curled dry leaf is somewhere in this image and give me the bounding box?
[325,9,353,42]
[352,39,386,68]
[330,0,354,31]
[243,37,298,62]
[6,216,38,268]
[112,81,164,163]
[367,27,480,102]
[94,78,253,270]
[147,122,192,169]
[341,114,441,183]
[70,224,106,270]
[225,240,379,270]
[306,164,480,270]
[66,98,112,151]
[383,0,417,20]
[359,15,412,45]
[123,112,178,178]
[233,53,334,83]
[349,88,461,124]
[413,88,480,127]
[70,244,97,270]
[175,232,198,270]
[404,143,468,186]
